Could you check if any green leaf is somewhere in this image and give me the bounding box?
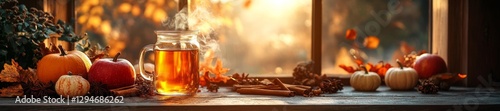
[18,4,27,13]
[45,29,55,35]
[59,34,72,42]
[0,49,7,58]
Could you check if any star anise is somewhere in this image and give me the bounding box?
[319,78,344,93]
[22,80,57,98]
[207,83,219,92]
[89,81,111,96]
[231,73,260,85]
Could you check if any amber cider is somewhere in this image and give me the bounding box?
[154,50,199,95]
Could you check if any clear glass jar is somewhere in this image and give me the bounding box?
[139,30,199,96]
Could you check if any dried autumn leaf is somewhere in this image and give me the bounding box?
[339,64,356,73]
[384,63,392,69]
[374,61,384,69]
[199,49,230,85]
[243,0,252,9]
[0,60,20,83]
[377,67,388,77]
[355,59,363,66]
[363,36,380,49]
[345,29,357,40]
[365,63,374,72]
[18,68,37,84]
[0,84,24,97]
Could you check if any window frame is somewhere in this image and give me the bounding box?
[179,0,437,78]
[51,0,471,85]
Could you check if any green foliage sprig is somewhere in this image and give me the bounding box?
[1,0,87,70]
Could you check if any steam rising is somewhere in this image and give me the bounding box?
[162,1,221,55]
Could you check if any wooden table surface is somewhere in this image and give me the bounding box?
[1,86,499,111]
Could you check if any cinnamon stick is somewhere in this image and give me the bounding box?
[236,88,295,97]
[110,85,139,97]
[273,78,289,91]
[288,86,311,95]
[283,83,311,89]
[233,85,267,89]
[233,85,282,90]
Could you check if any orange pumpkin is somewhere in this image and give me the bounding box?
[37,45,92,83]
[70,50,92,71]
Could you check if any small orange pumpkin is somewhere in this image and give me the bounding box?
[55,72,90,98]
[37,45,92,83]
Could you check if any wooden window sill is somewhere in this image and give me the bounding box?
[1,86,499,110]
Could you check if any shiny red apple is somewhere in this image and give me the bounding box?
[413,54,447,79]
[88,53,136,89]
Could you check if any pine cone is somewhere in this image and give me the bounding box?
[417,80,439,94]
[292,61,319,85]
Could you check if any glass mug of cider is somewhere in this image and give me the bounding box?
[139,30,199,96]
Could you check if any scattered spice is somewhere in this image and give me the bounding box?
[319,78,344,93]
[207,83,219,92]
[231,73,260,85]
[21,80,57,98]
[135,73,154,97]
[88,81,111,96]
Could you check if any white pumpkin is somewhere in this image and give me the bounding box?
[350,66,381,91]
[55,72,90,98]
[385,60,418,90]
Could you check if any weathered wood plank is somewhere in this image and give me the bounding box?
[0,86,499,110]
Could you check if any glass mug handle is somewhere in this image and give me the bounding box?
[139,44,154,81]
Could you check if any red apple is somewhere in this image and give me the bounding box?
[413,54,447,79]
[88,53,136,89]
